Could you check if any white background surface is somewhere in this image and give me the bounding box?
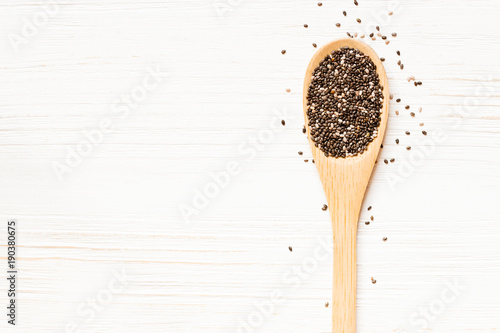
[0,0,499,332]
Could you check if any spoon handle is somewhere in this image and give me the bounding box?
[330,200,359,333]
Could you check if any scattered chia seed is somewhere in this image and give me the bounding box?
[400,64,404,70]
[281,50,286,55]
[396,98,401,103]
[422,130,427,135]
[419,123,424,126]
[304,159,309,162]
[406,146,411,150]
[336,23,341,27]
[325,302,329,307]
[343,10,347,16]
[365,221,370,225]
[397,60,401,66]
[369,33,374,37]
[382,35,387,40]
[392,32,397,37]
[405,105,410,110]
[371,277,377,284]
[356,18,362,23]
[298,151,303,155]
[370,216,374,221]
[312,159,315,163]
[376,26,380,31]
[286,88,291,93]
[289,246,293,252]
[405,131,410,135]
[380,57,385,62]
[322,204,328,211]
[419,107,422,113]
[382,237,387,241]
[306,47,384,158]
[384,159,388,164]
[281,120,286,126]
[385,41,390,45]
[304,24,308,28]
[396,50,400,56]
[388,11,393,16]
[395,111,399,115]
[368,206,372,211]
[390,158,395,163]
[313,43,317,48]
[318,2,323,6]
[354,0,358,5]
[395,138,399,144]
[303,126,307,133]
[410,112,415,117]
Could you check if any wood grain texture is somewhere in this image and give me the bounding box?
[303,38,390,332]
[0,0,499,332]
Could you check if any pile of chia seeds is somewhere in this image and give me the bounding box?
[306,47,384,158]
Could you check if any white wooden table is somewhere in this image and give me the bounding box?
[0,0,499,332]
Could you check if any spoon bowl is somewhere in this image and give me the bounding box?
[302,38,389,332]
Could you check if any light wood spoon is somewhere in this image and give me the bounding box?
[302,38,389,332]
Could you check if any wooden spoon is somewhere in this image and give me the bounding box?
[302,39,389,332]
